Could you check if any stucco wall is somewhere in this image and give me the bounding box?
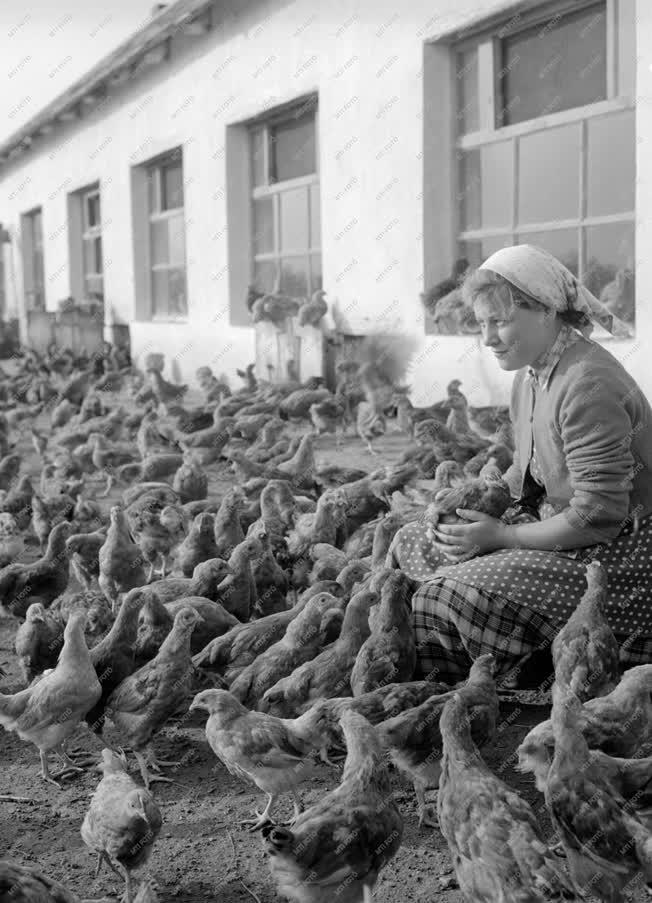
[0,0,643,405]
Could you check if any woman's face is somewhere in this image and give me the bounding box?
[474,292,552,371]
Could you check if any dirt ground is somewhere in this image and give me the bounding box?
[0,382,647,902]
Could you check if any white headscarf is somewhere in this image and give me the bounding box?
[479,244,633,338]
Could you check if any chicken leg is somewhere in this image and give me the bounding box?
[134,745,184,790]
[39,748,82,788]
[242,792,277,831]
[414,781,439,829]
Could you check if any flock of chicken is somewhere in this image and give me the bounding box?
[0,339,650,903]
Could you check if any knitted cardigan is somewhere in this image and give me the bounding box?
[503,334,652,543]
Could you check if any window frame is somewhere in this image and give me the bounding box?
[80,186,104,300]
[422,0,635,336]
[248,104,321,300]
[22,206,45,311]
[145,149,188,322]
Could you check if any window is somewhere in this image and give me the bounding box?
[21,208,45,311]
[81,187,104,299]
[427,0,635,335]
[249,105,320,300]
[146,151,187,318]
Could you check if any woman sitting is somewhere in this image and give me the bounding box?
[392,244,652,686]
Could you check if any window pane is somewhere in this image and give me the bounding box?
[587,111,635,216]
[516,228,579,275]
[147,171,158,212]
[460,236,514,269]
[168,214,186,267]
[271,114,316,182]
[251,128,266,187]
[459,143,513,231]
[585,222,635,327]
[168,268,188,316]
[94,236,103,274]
[253,197,274,254]
[84,275,103,299]
[253,260,277,294]
[279,256,309,298]
[150,220,169,265]
[518,124,581,223]
[309,254,322,294]
[310,183,320,248]
[151,269,169,317]
[499,3,607,126]
[456,48,479,135]
[280,187,309,252]
[161,162,183,210]
[86,193,100,228]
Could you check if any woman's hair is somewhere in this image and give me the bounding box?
[462,267,591,330]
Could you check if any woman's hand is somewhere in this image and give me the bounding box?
[428,509,511,562]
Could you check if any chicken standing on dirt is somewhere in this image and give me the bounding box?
[437,693,577,902]
[81,748,162,903]
[99,507,148,612]
[350,571,415,696]
[0,611,101,787]
[190,689,331,831]
[229,591,345,708]
[544,683,652,901]
[259,589,379,717]
[0,521,73,618]
[376,653,498,828]
[105,606,203,789]
[552,560,620,702]
[262,709,403,903]
[517,664,652,791]
[14,603,64,686]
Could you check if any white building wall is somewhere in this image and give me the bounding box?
[0,0,643,405]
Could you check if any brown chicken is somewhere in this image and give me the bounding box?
[190,688,332,830]
[172,452,207,503]
[229,591,345,708]
[350,571,415,696]
[0,520,73,619]
[0,860,82,902]
[437,692,577,902]
[14,603,64,685]
[81,748,162,903]
[105,606,203,788]
[248,520,289,618]
[65,528,107,590]
[215,536,264,621]
[191,582,344,682]
[85,588,149,736]
[175,512,217,577]
[0,610,101,787]
[135,591,237,663]
[259,589,379,717]
[517,664,652,793]
[376,653,498,828]
[98,506,148,611]
[544,683,652,902]
[262,709,403,903]
[31,492,76,552]
[552,560,620,701]
[136,558,232,606]
[213,487,246,559]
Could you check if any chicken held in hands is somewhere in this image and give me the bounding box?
[552,560,620,702]
[262,709,403,903]
[437,693,577,902]
[81,748,162,903]
[0,610,101,787]
[190,688,331,831]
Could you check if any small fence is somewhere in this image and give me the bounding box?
[26,308,105,355]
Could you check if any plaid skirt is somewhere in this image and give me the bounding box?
[397,514,652,685]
